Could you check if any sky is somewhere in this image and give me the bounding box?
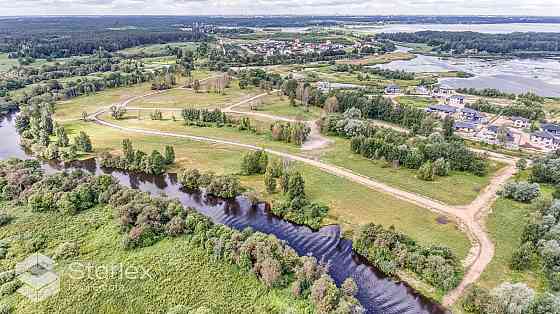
[1,0,559,16]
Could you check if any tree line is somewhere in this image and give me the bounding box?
[377,31,560,55]
[465,93,545,120]
[332,63,415,80]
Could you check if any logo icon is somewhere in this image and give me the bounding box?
[15,253,59,302]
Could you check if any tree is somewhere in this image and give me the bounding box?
[55,126,69,147]
[516,158,528,171]
[287,171,305,200]
[81,111,88,121]
[164,145,175,165]
[311,275,339,314]
[74,131,93,152]
[146,150,165,175]
[418,161,435,181]
[179,169,201,190]
[341,278,358,297]
[193,80,201,93]
[499,181,541,203]
[259,257,281,288]
[462,285,491,314]
[240,150,268,175]
[122,139,135,163]
[264,167,276,194]
[110,105,126,120]
[442,115,455,138]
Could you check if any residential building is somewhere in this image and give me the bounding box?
[426,104,459,118]
[453,121,477,133]
[432,84,455,98]
[460,108,487,123]
[415,85,430,95]
[481,125,516,146]
[448,95,465,106]
[542,123,560,136]
[384,84,400,94]
[510,116,531,129]
[530,131,560,150]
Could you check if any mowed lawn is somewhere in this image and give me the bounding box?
[129,82,258,110]
[315,137,505,205]
[395,96,434,108]
[0,203,313,313]
[61,121,471,260]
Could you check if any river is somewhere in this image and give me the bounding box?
[374,47,560,97]
[0,113,447,314]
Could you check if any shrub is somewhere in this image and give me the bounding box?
[206,175,241,199]
[0,280,21,297]
[0,270,15,285]
[310,275,339,314]
[510,242,534,270]
[240,150,268,175]
[53,242,80,260]
[0,212,12,227]
[499,181,541,203]
[166,305,190,314]
[179,169,202,190]
[341,278,358,297]
[433,158,450,177]
[488,282,534,314]
[0,303,11,314]
[165,217,186,236]
[418,161,435,181]
[259,257,282,288]
[462,285,491,313]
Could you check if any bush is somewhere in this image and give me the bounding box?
[206,175,241,199]
[510,242,534,270]
[433,158,450,177]
[179,169,201,190]
[499,181,541,203]
[0,303,11,314]
[462,285,491,313]
[418,161,435,181]
[488,283,534,314]
[240,150,268,175]
[53,242,80,260]
[0,271,15,285]
[0,212,12,227]
[0,280,21,297]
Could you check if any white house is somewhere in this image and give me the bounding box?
[448,95,465,106]
[460,108,487,124]
[530,131,560,150]
[542,123,560,136]
[426,104,459,118]
[510,116,530,129]
[432,84,455,98]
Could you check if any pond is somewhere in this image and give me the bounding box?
[0,113,447,314]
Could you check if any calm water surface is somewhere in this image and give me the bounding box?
[0,114,447,314]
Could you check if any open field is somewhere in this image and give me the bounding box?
[60,120,472,259]
[236,94,323,121]
[0,203,312,313]
[336,51,416,66]
[0,53,19,72]
[305,65,422,88]
[129,82,257,110]
[117,42,198,56]
[314,137,505,205]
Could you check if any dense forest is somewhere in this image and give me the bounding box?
[377,31,560,54]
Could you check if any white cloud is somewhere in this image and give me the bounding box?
[0,0,559,16]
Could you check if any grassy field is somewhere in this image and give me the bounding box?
[395,96,434,108]
[314,137,505,205]
[60,120,471,260]
[336,51,416,66]
[0,54,19,72]
[237,94,323,121]
[0,202,313,313]
[118,42,198,56]
[306,66,421,88]
[129,82,257,110]
[478,173,554,291]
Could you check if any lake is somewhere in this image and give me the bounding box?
[375,47,560,97]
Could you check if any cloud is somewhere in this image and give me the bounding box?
[0,0,559,15]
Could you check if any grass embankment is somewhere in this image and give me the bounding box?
[60,120,471,260]
[305,65,421,88]
[117,42,198,56]
[0,203,313,313]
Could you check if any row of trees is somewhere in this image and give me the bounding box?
[456,88,516,100]
[332,63,415,80]
[465,94,545,120]
[377,31,560,54]
[349,131,488,176]
[353,223,462,292]
[331,91,430,134]
[99,139,174,175]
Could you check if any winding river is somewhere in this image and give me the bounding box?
[0,113,447,314]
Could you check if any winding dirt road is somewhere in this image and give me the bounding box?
[88,84,519,307]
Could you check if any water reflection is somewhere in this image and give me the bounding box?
[0,114,446,314]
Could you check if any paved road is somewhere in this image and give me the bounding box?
[88,83,519,307]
